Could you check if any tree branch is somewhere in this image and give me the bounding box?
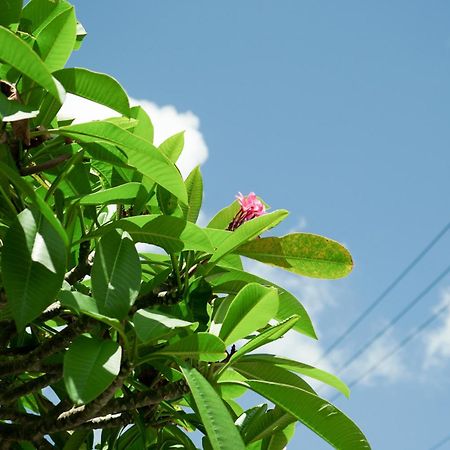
[19,153,71,176]
[0,317,91,377]
[65,240,92,285]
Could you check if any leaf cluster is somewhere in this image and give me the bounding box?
[0,1,370,449]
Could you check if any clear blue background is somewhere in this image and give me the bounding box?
[70,1,450,448]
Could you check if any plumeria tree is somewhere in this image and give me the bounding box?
[0,1,371,449]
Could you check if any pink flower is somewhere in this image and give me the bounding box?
[227,192,266,230]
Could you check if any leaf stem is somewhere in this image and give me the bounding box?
[170,254,183,292]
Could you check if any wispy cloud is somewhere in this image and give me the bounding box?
[58,94,208,178]
[422,288,450,368]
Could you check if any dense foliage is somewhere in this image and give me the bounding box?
[0,1,370,449]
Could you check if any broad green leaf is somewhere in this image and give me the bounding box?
[0,0,22,30]
[218,283,279,346]
[35,6,77,72]
[2,207,66,329]
[54,68,130,116]
[207,200,240,230]
[159,131,184,163]
[237,233,353,279]
[182,165,203,223]
[209,269,316,339]
[79,182,144,205]
[94,215,213,254]
[91,229,141,320]
[0,95,39,122]
[133,309,194,343]
[64,335,122,405]
[262,422,296,450]
[149,333,226,362]
[209,210,288,264]
[229,316,300,364]
[0,162,69,246]
[232,361,315,394]
[55,121,187,203]
[181,366,246,450]
[239,407,295,445]
[244,380,371,450]
[129,105,153,143]
[58,290,124,332]
[0,26,64,103]
[238,354,349,398]
[20,0,72,35]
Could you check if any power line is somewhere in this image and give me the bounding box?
[332,264,450,376]
[329,292,450,403]
[316,221,450,364]
[427,433,450,450]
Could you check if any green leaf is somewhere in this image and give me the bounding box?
[207,200,240,230]
[244,380,371,450]
[129,105,153,143]
[20,0,72,35]
[209,210,288,264]
[95,215,214,254]
[239,407,295,445]
[54,68,130,116]
[237,233,353,279]
[79,182,145,205]
[58,290,124,332]
[1,207,66,329]
[238,354,350,398]
[209,269,316,339]
[0,0,22,30]
[149,333,226,362]
[159,132,184,163]
[218,283,279,346]
[232,360,315,394]
[0,26,64,103]
[55,121,187,203]
[229,316,300,364]
[0,95,39,122]
[133,309,194,343]
[91,229,141,320]
[262,422,296,450]
[182,165,203,223]
[64,335,122,405]
[180,366,246,450]
[35,6,77,72]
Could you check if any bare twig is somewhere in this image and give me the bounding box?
[20,153,71,176]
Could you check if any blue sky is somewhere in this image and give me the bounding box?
[68,1,450,448]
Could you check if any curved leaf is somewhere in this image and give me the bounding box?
[63,335,122,405]
[181,366,246,450]
[35,6,76,72]
[2,207,66,329]
[218,283,279,346]
[149,333,226,362]
[237,233,353,279]
[55,121,187,203]
[0,0,22,29]
[133,309,194,343]
[182,165,203,223]
[209,210,289,264]
[0,25,64,102]
[244,380,371,450]
[54,68,130,116]
[91,229,141,320]
[209,268,316,339]
[94,215,214,254]
[79,182,144,205]
[239,354,350,398]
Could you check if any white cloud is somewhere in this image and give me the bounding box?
[422,288,450,368]
[57,94,208,178]
[288,216,307,234]
[340,330,405,386]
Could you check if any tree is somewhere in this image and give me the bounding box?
[0,1,370,449]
